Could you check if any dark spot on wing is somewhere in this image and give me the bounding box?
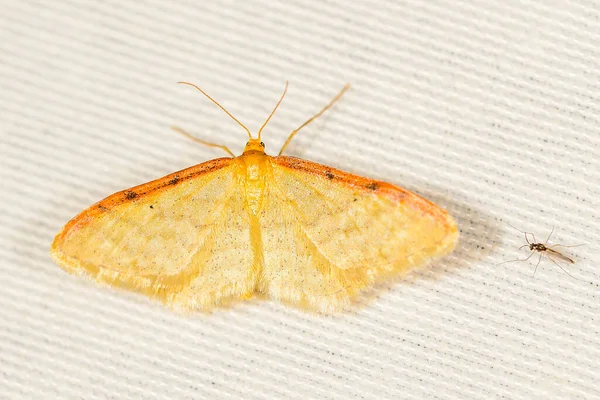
[124,191,138,199]
[325,171,335,180]
[98,205,108,211]
[366,183,378,191]
[169,175,180,185]
[149,205,154,209]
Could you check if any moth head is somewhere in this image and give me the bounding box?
[243,139,266,154]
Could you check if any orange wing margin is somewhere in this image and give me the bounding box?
[54,157,234,240]
[272,155,453,225]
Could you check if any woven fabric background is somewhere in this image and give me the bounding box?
[1,1,599,399]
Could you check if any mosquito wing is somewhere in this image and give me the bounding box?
[545,248,574,264]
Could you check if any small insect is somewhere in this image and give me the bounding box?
[500,223,584,278]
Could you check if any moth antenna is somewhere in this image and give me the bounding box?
[279,83,351,156]
[258,81,288,141]
[178,81,253,140]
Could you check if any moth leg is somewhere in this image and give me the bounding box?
[171,126,235,157]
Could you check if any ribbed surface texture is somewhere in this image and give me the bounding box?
[1,1,599,399]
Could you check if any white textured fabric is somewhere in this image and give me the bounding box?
[1,1,599,398]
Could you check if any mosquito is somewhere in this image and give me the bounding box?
[499,223,584,279]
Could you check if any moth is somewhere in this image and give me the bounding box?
[51,82,458,313]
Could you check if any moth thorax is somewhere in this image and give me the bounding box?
[241,154,269,215]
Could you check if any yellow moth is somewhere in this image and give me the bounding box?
[50,82,459,313]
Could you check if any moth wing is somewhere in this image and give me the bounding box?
[259,156,458,312]
[51,158,258,311]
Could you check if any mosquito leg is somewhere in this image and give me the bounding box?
[506,222,527,235]
[497,251,536,265]
[544,226,555,245]
[532,253,543,277]
[545,254,578,280]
